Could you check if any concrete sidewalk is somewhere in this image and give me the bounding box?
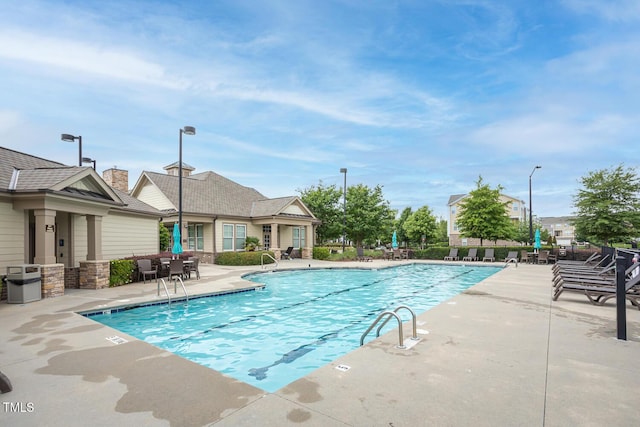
[1,260,638,426]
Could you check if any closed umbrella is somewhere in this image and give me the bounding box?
[392,230,398,249]
[534,229,541,252]
[172,223,183,257]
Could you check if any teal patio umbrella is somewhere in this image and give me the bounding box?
[534,228,541,251]
[172,223,183,256]
[392,230,398,249]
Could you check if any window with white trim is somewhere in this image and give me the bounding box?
[222,223,247,251]
[235,224,246,250]
[223,224,234,251]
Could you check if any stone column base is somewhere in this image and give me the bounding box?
[79,260,110,289]
[301,248,312,259]
[41,264,65,298]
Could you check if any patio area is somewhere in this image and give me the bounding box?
[1,259,639,426]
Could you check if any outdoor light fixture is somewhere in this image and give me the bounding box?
[82,157,96,170]
[178,126,196,239]
[529,165,542,245]
[61,133,82,166]
[340,168,347,254]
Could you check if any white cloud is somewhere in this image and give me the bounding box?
[0,29,187,89]
[562,0,640,22]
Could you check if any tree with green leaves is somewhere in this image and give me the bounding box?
[456,176,515,246]
[513,219,549,245]
[394,207,413,246]
[159,222,170,252]
[572,164,640,246]
[403,206,437,246]
[434,217,449,245]
[298,181,343,243]
[345,184,395,247]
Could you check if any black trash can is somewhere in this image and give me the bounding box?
[6,265,41,304]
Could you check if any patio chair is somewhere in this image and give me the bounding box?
[462,248,478,262]
[444,248,459,261]
[136,259,157,283]
[356,247,372,262]
[281,246,294,260]
[482,248,495,262]
[520,250,531,264]
[159,257,171,277]
[187,257,200,279]
[393,248,403,260]
[538,250,557,264]
[169,259,185,282]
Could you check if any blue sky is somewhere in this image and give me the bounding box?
[1,0,638,219]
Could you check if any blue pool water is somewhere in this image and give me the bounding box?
[87,263,500,392]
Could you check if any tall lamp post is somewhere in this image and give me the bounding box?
[529,165,542,245]
[178,126,196,241]
[82,157,96,170]
[61,133,82,166]
[340,168,347,254]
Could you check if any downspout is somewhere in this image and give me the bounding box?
[212,216,218,261]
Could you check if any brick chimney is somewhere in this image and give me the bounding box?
[103,168,129,193]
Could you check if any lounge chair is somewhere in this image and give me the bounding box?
[356,246,372,262]
[553,272,640,308]
[554,252,600,267]
[482,248,495,262]
[444,248,459,261]
[136,259,157,283]
[504,251,518,265]
[553,263,638,293]
[462,248,478,262]
[552,256,613,278]
[552,261,616,286]
[281,246,294,260]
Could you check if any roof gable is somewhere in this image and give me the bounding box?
[251,196,316,218]
[132,169,316,219]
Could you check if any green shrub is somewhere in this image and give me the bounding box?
[245,236,260,251]
[313,247,330,260]
[109,259,135,287]
[215,250,276,266]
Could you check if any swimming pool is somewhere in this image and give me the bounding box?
[87,263,501,392]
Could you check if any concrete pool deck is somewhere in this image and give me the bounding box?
[1,259,639,426]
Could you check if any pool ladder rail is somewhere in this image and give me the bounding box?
[261,252,279,270]
[360,305,420,349]
[157,276,189,306]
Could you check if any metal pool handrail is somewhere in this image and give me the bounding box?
[261,253,279,269]
[157,277,189,306]
[360,305,420,349]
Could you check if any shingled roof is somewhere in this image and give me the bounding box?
[142,170,267,217]
[0,147,66,190]
[139,170,315,219]
[0,146,161,216]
